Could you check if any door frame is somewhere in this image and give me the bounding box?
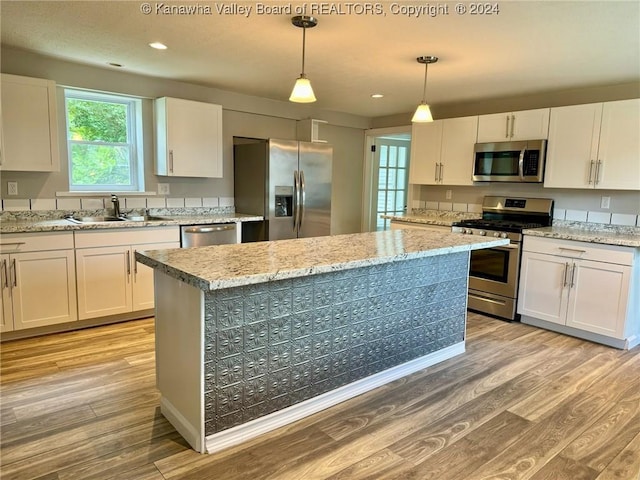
[362,126,412,232]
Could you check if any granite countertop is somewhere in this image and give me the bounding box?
[524,221,640,248]
[136,229,509,291]
[382,210,481,227]
[0,213,263,234]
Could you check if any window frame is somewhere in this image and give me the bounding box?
[64,88,144,193]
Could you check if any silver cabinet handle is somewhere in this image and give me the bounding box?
[10,258,17,287]
[559,247,587,254]
[434,163,439,182]
[588,160,595,184]
[1,259,7,289]
[169,149,174,173]
[510,115,516,138]
[563,262,570,287]
[299,170,306,231]
[595,160,602,185]
[126,250,131,282]
[570,263,577,288]
[505,115,510,138]
[439,163,444,182]
[133,250,138,276]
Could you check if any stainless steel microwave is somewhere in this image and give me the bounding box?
[473,139,547,182]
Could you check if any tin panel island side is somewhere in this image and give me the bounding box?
[135,229,509,454]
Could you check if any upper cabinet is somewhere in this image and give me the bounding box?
[477,108,550,143]
[0,74,60,172]
[154,97,223,178]
[409,116,478,186]
[544,99,640,190]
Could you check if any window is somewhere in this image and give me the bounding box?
[375,140,410,231]
[65,89,143,192]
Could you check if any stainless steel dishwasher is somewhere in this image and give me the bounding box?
[180,223,238,247]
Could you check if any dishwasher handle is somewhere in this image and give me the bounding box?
[182,225,235,234]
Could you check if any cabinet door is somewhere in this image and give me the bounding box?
[408,121,442,185]
[440,116,478,185]
[544,103,602,188]
[11,250,78,330]
[132,242,180,311]
[517,252,569,325]
[477,113,512,142]
[566,260,630,339]
[511,109,550,140]
[477,109,549,142]
[0,255,13,333]
[156,97,223,178]
[76,246,132,320]
[0,74,59,172]
[595,99,640,190]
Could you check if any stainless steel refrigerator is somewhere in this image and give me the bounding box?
[234,138,332,241]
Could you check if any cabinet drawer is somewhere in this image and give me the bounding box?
[523,236,634,266]
[0,232,74,252]
[75,227,180,248]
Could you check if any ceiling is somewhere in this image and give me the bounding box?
[1,1,639,118]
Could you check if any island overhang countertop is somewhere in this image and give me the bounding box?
[135,229,509,291]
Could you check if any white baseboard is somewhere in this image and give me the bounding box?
[160,397,203,453]
[204,342,465,455]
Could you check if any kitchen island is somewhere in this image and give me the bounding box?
[136,230,508,453]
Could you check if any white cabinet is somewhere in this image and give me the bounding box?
[477,108,549,142]
[154,97,223,178]
[518,236,638,348]
[0,233,77,332]
[545,99,640,190]
[0,73,60,172]
[75,227,180,320]
[409,116,477,185]
[409,121,442,185]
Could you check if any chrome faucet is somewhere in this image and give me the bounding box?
[111,194,121,218]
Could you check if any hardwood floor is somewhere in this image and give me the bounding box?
[1,313,639,479]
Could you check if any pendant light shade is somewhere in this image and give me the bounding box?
[289,16,318,103]
[412,56,438,123]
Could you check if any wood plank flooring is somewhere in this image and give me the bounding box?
[1,313,639,479]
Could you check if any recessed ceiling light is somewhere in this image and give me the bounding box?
[371,94,384,99]
[149,42,168,50]
[108,62,123,68]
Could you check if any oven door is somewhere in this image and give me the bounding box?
[467,242,520,298]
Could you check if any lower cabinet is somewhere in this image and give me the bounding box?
[1,233,77,332]
[518,236,638,348]
[75,228,179,320]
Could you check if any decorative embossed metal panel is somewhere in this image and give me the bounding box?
[204,252,469,435]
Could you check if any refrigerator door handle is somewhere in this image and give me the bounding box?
[293,170,300,233]
[299,170,306,232]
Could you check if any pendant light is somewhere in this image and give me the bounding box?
[289,16,318,103]
[411,56,438,123]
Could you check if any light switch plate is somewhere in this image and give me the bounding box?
[7,182,18,195]
[600,196,611,209]
[157,183,170,195]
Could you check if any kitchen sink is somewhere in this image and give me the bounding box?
[65,216,125,223]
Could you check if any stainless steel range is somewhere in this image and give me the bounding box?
[452,196,554,321]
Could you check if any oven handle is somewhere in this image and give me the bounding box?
[468,292,508,306]
[491,243,518,251]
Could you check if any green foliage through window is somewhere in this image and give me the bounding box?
[65,90,141,191]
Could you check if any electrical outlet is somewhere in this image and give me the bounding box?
[600,196,611,209]
[445,190,452,200]
[7,182,18,196]
[157,183,170,195]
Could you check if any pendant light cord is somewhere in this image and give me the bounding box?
[300,26,306,76]
[421,62,429,103]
